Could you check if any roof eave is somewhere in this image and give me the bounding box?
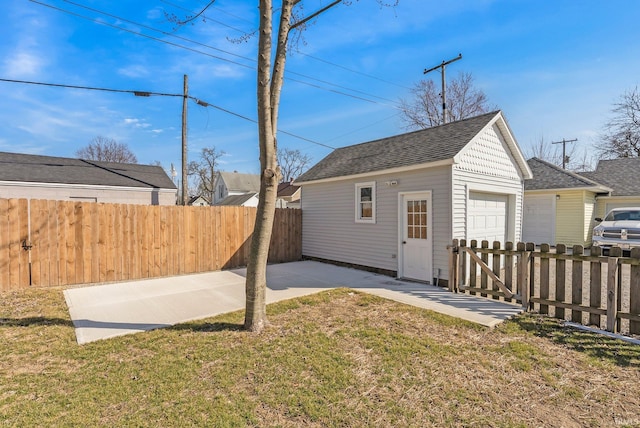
[296,158,455,185]
[525,185,612,193]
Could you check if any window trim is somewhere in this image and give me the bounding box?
[355,181,376,224]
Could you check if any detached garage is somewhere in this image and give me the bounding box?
[296,111,532,285]
[523,158,611,246]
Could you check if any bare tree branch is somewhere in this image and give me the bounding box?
[399,71,493,129]
[76,136,138,163]
[187,147,225,203]
[596,86,640,159]
[277,148,312,182]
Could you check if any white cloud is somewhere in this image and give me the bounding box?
[3,51,44,78]
[124,118,151,128]
[118,64,150,78]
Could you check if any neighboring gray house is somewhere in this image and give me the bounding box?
[213,171,260,205]
[296,111,532,285]
[0,152,177,205]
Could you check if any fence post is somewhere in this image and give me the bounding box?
[606,247,621,333]
[571,245,584,323]
[448,239,458,293]
[527,242,536,311]
[590,246,603,327]
[458,239,467,292]
[517,242,530,311]
[539,243,550,315]
[504,241,514,302]
[629,247,640,334]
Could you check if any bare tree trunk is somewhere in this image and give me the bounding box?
[244,0,349,332]
[244,0,290,332]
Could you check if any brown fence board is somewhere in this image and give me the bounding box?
[0,200,9,290]
[451,239,640,336]
[0,199,300,291]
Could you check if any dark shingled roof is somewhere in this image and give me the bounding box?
[297,111,501,183]
[277,181,300,197]
[525,157,609,191]
[580,158,640,196]
[0,151,176,189]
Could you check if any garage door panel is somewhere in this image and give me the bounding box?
[523,195,554,244]
[469,192,508,244]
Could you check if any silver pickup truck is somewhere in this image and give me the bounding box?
[592,207,640,254]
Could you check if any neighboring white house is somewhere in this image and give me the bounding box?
[296,111,532,286]
[277,180,301,208]
[213,171,260,205]
[187,195,210,206]
[0,151,177,205]
[216,192,259,207]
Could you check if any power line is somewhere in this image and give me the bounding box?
[0,77,182,98]
[162,0,409,93]
[32,0,399,107]
[0,77,336,150]
[293,50,412,91]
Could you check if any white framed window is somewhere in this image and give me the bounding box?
[355,181,376,224]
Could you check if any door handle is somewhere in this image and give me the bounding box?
[402,241,407,244]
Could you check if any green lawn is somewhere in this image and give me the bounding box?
[1,287,639,427]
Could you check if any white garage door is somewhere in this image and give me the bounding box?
[605,202,640,213]
[523,194,555,244]
[468,192,508,244]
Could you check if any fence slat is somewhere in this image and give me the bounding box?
[590,246,602,327]
[606,255,619,333]
[555,244,566,319]
[539,244,550,315]
[571,245,584,323]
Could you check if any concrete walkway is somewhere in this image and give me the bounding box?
[64,261,523,344]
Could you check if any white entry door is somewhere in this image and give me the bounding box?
[400,192,432,282]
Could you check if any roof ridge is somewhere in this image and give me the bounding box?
[332,110,500,152]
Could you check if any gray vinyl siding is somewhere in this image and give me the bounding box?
[301,165,452,278]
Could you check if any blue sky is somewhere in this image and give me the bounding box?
[1,0,639,178]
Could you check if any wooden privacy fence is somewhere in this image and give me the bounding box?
[0,199,302,291]
[449,239,640,335]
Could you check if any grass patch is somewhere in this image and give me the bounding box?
[1,287,639,427]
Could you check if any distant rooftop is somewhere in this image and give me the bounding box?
[0,151,176,189]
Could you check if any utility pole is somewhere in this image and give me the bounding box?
[551,138,577,169]
[424,53,462,125]
[182,74,188,205]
